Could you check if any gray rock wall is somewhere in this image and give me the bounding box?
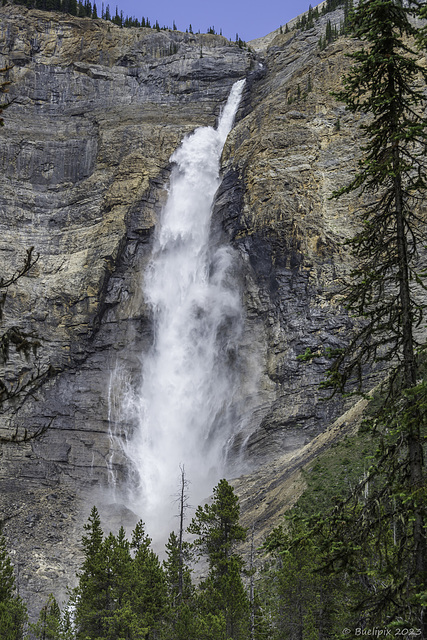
[217,25,362,465]
[0,6,253,616]
[0,4,381,618]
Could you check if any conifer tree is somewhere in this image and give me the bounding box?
[164,532,189,605]
[163,532,196,640]
[130,520,166,638]
[73,507,105,638]
[30,594,61,640]
[342,0,354,34]
[73,511,167,639]
[0,535,27,640]
[103,528,147,639]
[174,465,191,602]
[307,0,427,631]
[73,506,109,639]
[325,19,333,44]
[161,467,196,639]
[188,479,250,640]
[263,521,352,639]
[68,0,77,16]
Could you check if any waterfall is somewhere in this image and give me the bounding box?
[110,79,246,540]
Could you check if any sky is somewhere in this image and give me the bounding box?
[110,0,312,42]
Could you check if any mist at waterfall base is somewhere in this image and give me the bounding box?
[108,80,251,545]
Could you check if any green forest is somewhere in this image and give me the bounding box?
[2,0,230,38]
[1,0,427,637]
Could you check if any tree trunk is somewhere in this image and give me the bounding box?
[178,465,186,601]
[394,153,426,634]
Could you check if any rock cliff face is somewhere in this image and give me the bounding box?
[0,4,369,615]
[219,20,364,465]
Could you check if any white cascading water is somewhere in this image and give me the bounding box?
[109,79,246,540]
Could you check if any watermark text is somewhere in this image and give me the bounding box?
[341,629,421,637]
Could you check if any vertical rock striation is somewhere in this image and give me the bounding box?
[217,17,363,465]
[0,5,252,615]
